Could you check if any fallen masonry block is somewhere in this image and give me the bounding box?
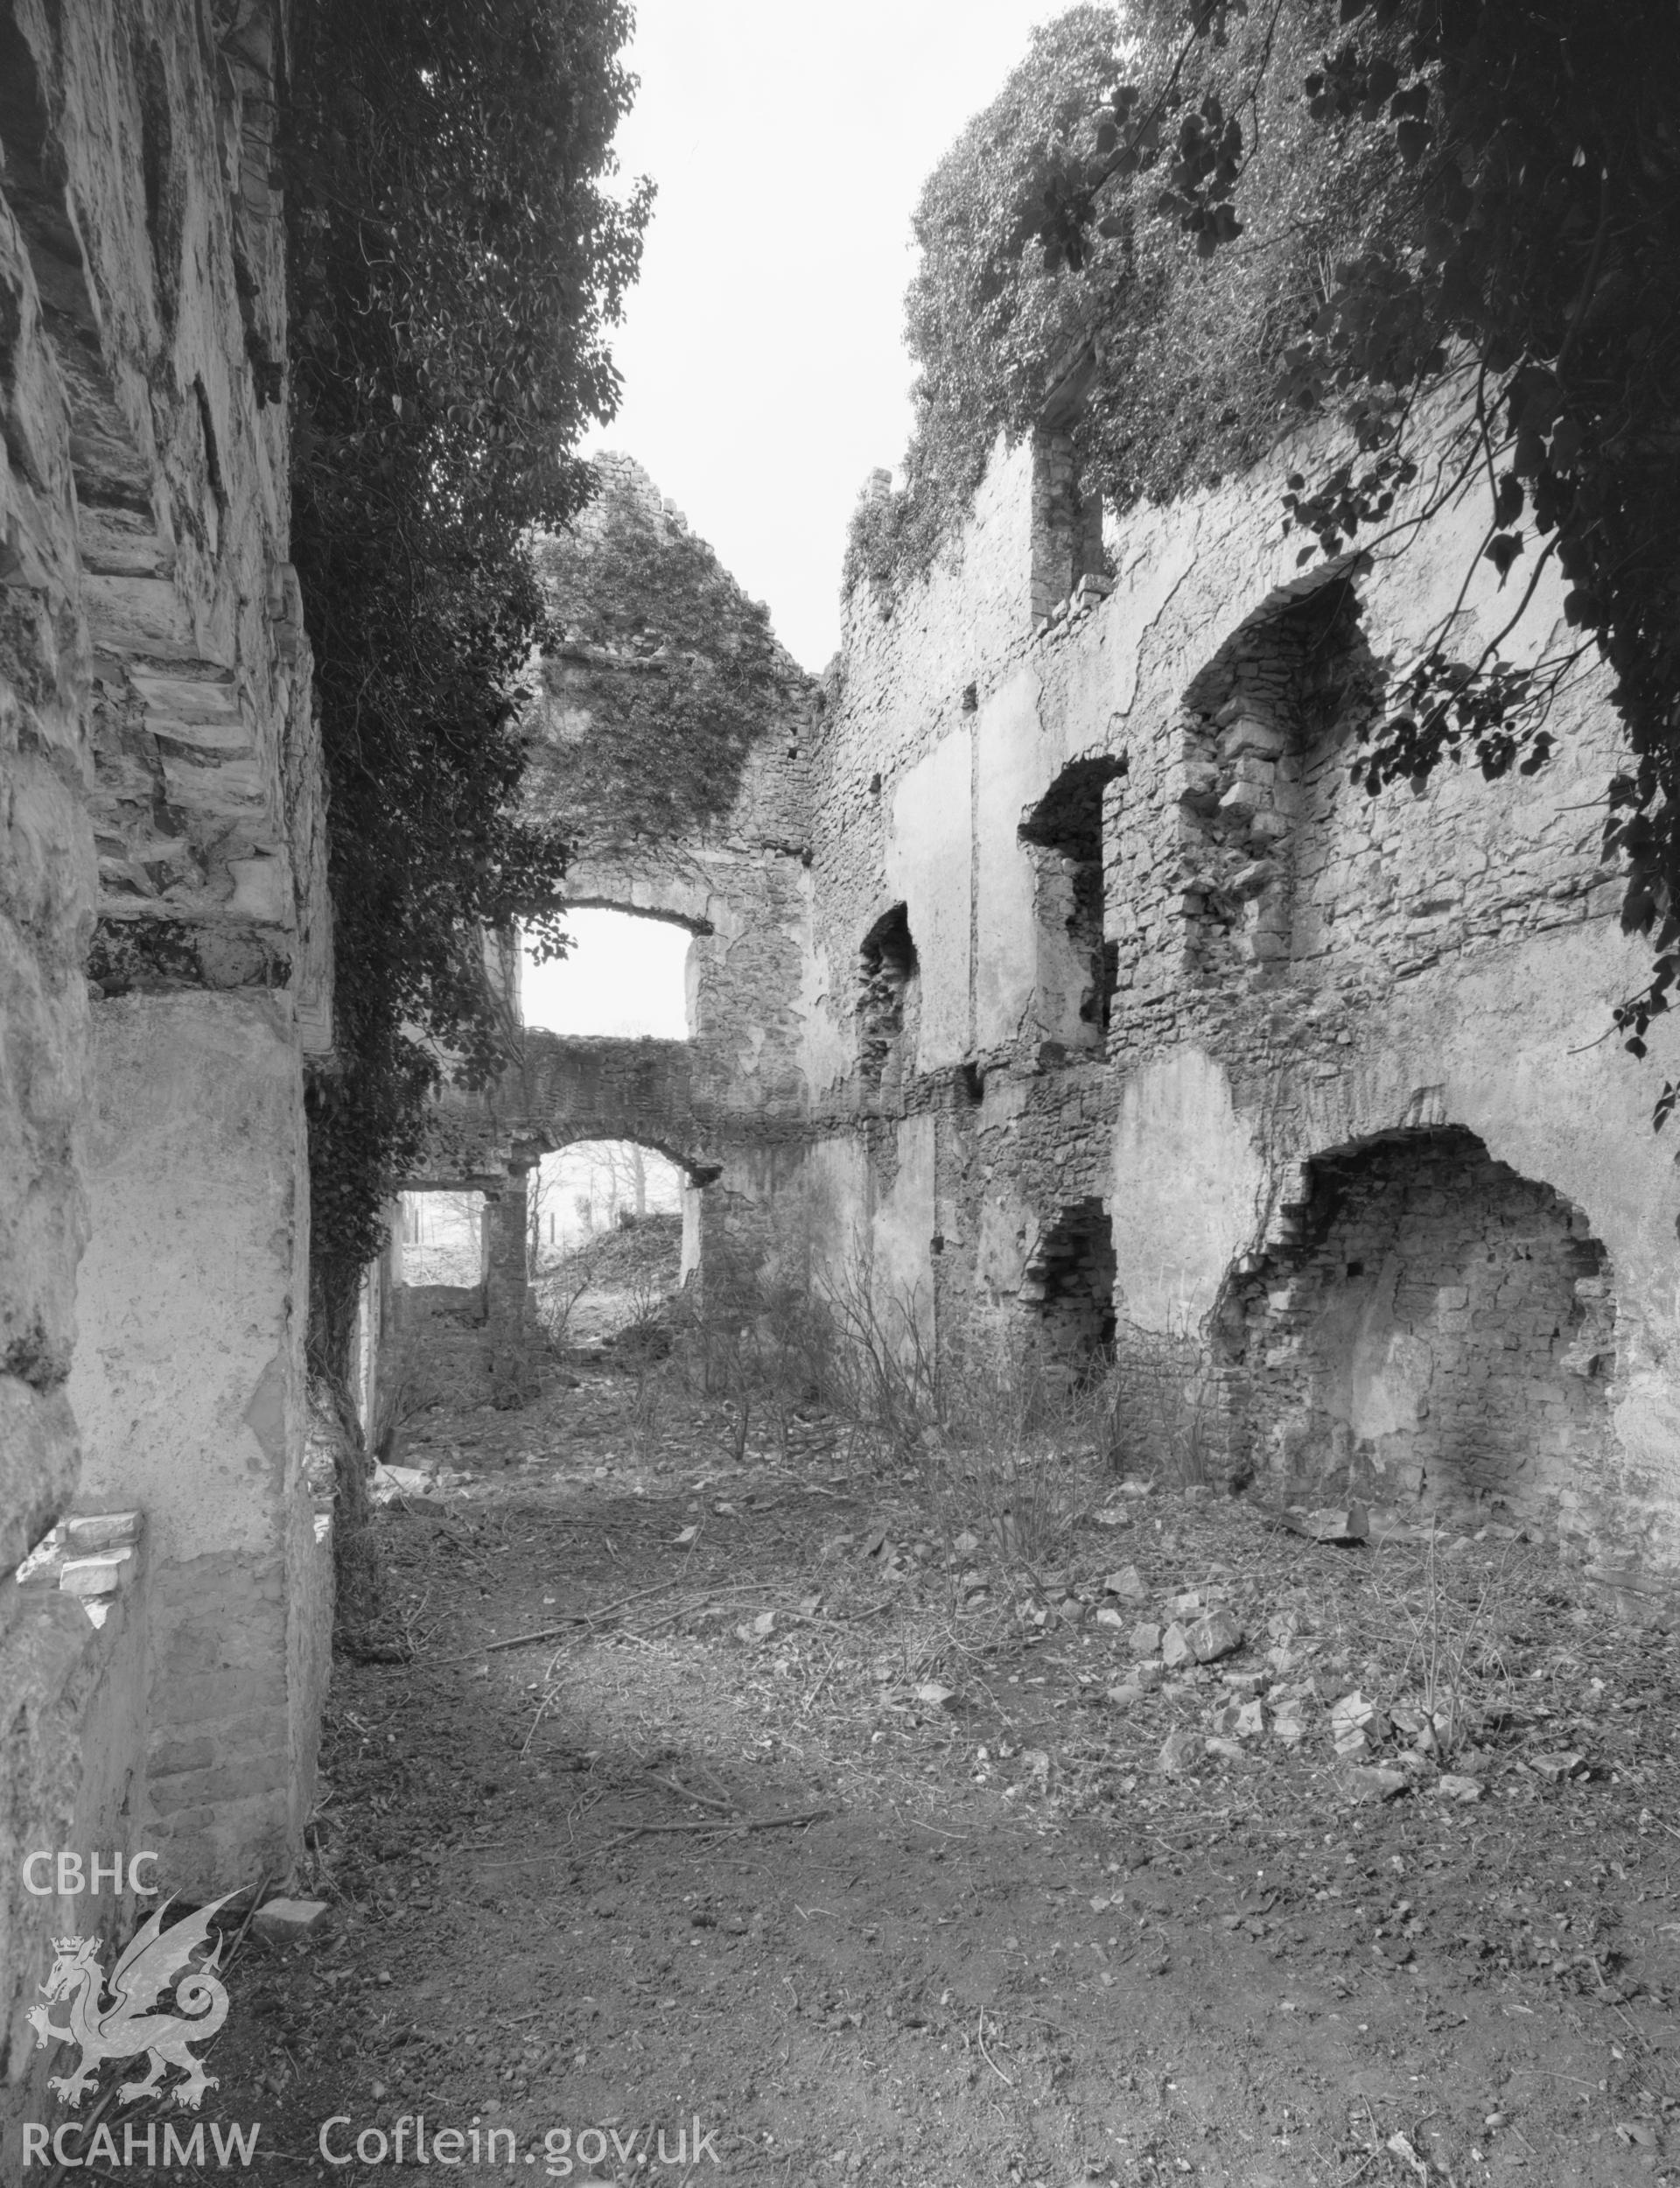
[1158,1729,1203,1776]
[1105,1566,1149,1602]
[60,1550,135,1598]
[1222,1670,1269,1699]
[1161,1622,1194,1669]
[1528,1750,1587,1783]
[65,1511,143,1553]
[1330,1690,1389,1745]
[1130,1622,1163,1657]
[1435,1773,1483,1802]
[253,1897,332,1941]
[1189,1608,1243,1663]
[1340,1764,1410,1804]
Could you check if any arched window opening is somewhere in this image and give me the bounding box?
[1019,754,1125,1050]
[858,903,920,1102]
[521,908,691,1038]
[531,1139,690,1356]
[1020,1198,1117,1380]
[1223,1127,1616,1537]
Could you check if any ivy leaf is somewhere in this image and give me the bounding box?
[1395,117,1432,165]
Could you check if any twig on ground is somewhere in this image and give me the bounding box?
[435,1580,682,1662]
[976,2010,1013,2086]
[601,1806,833,1848]
[645,1771,738,1813]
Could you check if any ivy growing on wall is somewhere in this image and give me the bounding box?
[851,4,1402,586]
[861,0,1680,1099]
[283,0,652,1367]
[525,458,805,854]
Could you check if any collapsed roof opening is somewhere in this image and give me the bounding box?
[521,908,692,1039]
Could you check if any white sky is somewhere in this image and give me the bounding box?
[586,0,1063,673]
[522,908,691,1037]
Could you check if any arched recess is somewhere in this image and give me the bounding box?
[1018,752,1127,1050]
[858,902,920,1105]
[1217,1126,1616,1532]
[1173,557,1380,987]
[1019,1197,1118,1383]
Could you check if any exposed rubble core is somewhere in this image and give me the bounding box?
[1022,1196,1118,1378]
[1221,1127,1619,1531]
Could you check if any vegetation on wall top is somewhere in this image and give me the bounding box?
[856,0,1680,1107]
[525,457,808,853]
[847,1,1402,593]
[283,0,652,1354]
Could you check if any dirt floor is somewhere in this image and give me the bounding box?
[192,1352,1680,2187]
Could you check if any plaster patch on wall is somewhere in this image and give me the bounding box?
[242,1350,288,1473]
[886,728,973,1070]
[974,663,1049,1050]
[1110,1048,1267,1337]
[792,926,850,1098]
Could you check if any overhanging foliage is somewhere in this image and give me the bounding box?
[864,0,1680,1104]
[283,0,652,1344]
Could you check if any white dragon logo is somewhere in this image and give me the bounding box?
[25,1894,235,2110]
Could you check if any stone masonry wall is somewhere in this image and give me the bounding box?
[1221,1127,1618,1543]
[405,460,821,1364]
[1,0,332,2123]
[796,389,1680,1618]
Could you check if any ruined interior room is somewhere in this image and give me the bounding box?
[4,3,1679,2179]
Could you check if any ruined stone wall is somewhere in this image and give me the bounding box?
[2,0,332,2121]
[407,459,820,1361]
[1222,1129,1617,1525]
[799,396,1680,1617]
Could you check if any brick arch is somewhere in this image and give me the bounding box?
[410,1034,720,1189]
[1214,1125,1617,1535]
[542,852,721,938]
[530,1122,721,1189]
[555,895,714,937]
